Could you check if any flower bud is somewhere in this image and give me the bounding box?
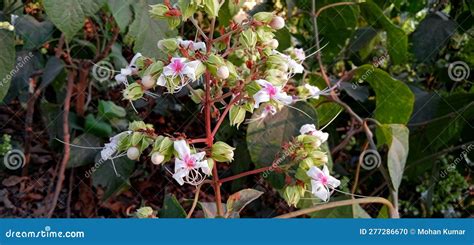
[211,141,235,162]
[190,88,205,104]
[203,0,221,17]
[141,75,155,89]
[127,147,140,160]
[283,185,305,207]
[253,12,274,23]
[269,16,285,30]
[123,83,144,101]
[157,38,178,53]
[149,4,169,18]
[229,106,246,128]
[217,66,230,79]
[135,206,154,218]
[266,39,279,49]
[239,29,257,50]
[151,152,165,165]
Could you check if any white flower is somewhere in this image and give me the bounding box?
[173,140,210,186]
[157,58,203,92]
[306,165,341,201]
[273,50,304,76]
[300,124,329,144]
[294,48,306,62]
[114,53,142,85]
[101,131,132,161]
[178,40,206,52]
[253,79,293,108]
[304,84,322,99]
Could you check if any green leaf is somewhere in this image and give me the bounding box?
[379,124,409,191]
[128,0,176,58]
[246,102,317,188]
[67,134,102,168]
[310,197,371,218]
[316,0,359,61]
[225,189,263,218]
[98,100,127,119]
[159,194,186,218]
[360,0,407,64]
[412,12,457,63]
[107,0,134,33]
[40,57,64,90]
[92,155,135,200]
[43,0,105,42]
[198,202,227,218]
[85,114,113,137]
[0,30,15,102]
[274,27,292,52]
[14,15,55,50]
[354,65,414,124]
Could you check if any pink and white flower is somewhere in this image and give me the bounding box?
[157,58,203,92]
[306,165,341,201]
[114,53,142,84]
[300,124,329,144]
[253,79,293,108]
[172,140,210,186]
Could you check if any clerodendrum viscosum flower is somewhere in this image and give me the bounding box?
[173,140,211,186]
[253,79,293,108]
[157,57,203,92]
[300,124,329,143]
[101,131,132,161]
[306,165,341,202]
[115,53,143,84]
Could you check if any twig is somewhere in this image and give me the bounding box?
[67,168,74,218]
[219,166,273,184]
[47,70,76,218]
[186,183,204,218]
[275,197,398,218]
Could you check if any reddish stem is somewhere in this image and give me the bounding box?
[211,93,241,137]
[219,166,274,184]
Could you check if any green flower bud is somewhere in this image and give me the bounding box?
[283,185,305,207]
[127,146,140,160]
[167,17,181,29]
[129,121,154,131]
[211,141,235,162]
[135,206,155,218]
[256,28,275,43]
[253,12,274,23]
[123,83,144,101]
[203,0,221,17]
[239,29,257,50]
[206,54,226,76]
[149,4,169,19]
[158,38,179,53]
[190,88,205,104]
[178,0,199,20]
[229,106,246,128]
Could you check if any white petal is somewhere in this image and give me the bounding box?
[174,158,186,172]
[115,74,127,84]
[121,68,132,76]
[193,42,206,51]
[299,124,316,135]
[172,168,189,186]
[322,165,330,176]
[196,160,211,175]
[327,175,341,188]
[253,90,270,108]
[305,84,321,98]
[275,92,293,105]
[306,166,324,181]
[157,74,167,86]
[313,130,329,143]
[174,140,191,159]
[191,151,206,161]
[311,180,330,201]
[256,79,271,88]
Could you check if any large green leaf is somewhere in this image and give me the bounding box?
[360,0,407,64]
[316,0,359,62]
[107,0,134,33]
[159,194,187,218]
[379,124,409,191]
[92,155,135,200]
[43,0,105,42]
[0,30,15,102]
[14,15,55,50]
[354,65,414,124]
[128,0,176,58]
[67,134,102,168]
